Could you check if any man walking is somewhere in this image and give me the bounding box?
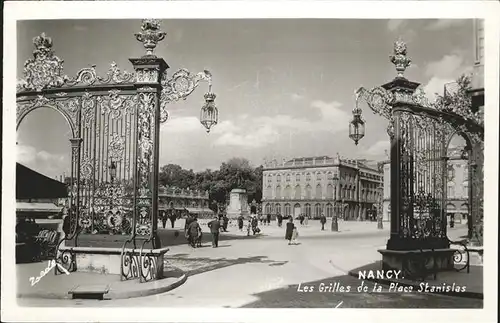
[208,216,221,248]
[169,212,176,228]
[320,213,327,231]
[277,213,283,227]
[237,215,244,231]
[266,213,271,226]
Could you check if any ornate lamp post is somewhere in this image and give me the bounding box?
[377,185,383,229]
[331,175,339,232]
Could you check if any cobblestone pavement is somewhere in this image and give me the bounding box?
[18,222,481,308]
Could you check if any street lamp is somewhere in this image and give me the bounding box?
[331,175,339,232]
[200,89,218,133]
[349,99,365,145]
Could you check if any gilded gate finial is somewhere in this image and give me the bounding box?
[19,32,66,92]
[390,39,411,79]
[135,19,167,57]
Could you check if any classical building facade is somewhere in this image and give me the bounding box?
[381,147,470,225]
[262,156,383,220]
[158,185,213,218]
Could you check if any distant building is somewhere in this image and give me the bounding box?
[469,19,484,111]
[158,185,213,218]
[262,156,383,220]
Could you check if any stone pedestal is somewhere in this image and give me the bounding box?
[226,188,249,219]
[378,248,456,279]
[58,246,169,280]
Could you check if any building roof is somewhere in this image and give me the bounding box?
[16,163,68,199]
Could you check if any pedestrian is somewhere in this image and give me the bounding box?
[161,212,167,229]
[277,213,283,227]
[237,215,244,231]
[223,214,229,232]
[304,214,309,226]
[320,213,327,231]
[208,216,221,248]
[246,219,252,236]
[187,217,201,248]
[285,218,295,245]
[267,213,271,226]
[251,216,259,235]
[292,226,299,244]
[169,212,176,228]
[184,214,194,241]
[299,214,305,226]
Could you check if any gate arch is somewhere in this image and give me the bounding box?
[17,102,78,139]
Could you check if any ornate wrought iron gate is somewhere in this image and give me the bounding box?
[16,19,217,274]
[354,41,484,250]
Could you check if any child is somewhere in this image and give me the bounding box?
[291,227,299,244]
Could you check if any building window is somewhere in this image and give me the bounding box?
[294,185,301,199]
[316,172,322,181]
[267,185,272,198]
[326,203,333,218]
[315,203,322,218]
[327,172,333,180]
[305,185,312,199]
[306,173,311,181]
[286,174,291,182]
[296,173,301,182]
[275,185,281,199]
[463,180,469,196]
[447,165,455,181]
[276,203,281,215]
[284,203,291,216]
[315,184,322,199]
[277,174,281,182]
[327,184,334,199]
[268,174,273,183]
[447,183,455,198]
[265,203,271,215]
[284,185,291,199]
[305,203,311,217]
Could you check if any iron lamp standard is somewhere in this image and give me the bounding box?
[108,161,117,208]
[377,185,383,229]
[331,175,340,232]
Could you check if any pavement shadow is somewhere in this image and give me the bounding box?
[165,255,288,277]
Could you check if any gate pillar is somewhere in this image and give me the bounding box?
[129,55,169,248]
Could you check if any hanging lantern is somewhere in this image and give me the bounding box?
[349,105,365,145]
[200,92,218,133]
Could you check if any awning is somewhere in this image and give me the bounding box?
[183,208,214,214]
[16,202,63,213]
[16,163,68,199]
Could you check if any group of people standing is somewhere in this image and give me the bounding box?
[184,214,230,248]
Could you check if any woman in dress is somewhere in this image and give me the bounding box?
[285,218,295,245]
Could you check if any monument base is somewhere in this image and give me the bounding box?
[378,248,456,279]
[58,246,169,280]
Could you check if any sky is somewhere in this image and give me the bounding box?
[16,19,474,178]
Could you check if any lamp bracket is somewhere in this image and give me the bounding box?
[159,68,213,123]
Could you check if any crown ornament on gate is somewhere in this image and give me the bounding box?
[135,19,167,57]
[19,32,68,92]
[390,39,411,79]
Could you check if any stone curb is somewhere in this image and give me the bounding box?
[105,273,187,300]
[17,273,188,300]
[347,270,483,300]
